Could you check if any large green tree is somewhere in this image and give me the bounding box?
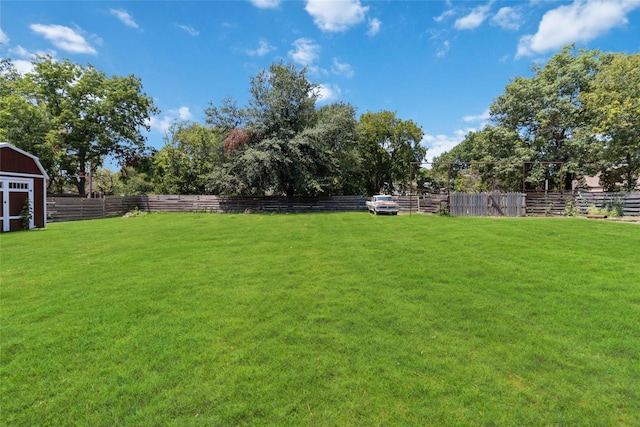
[315,102,363,195]
[0,56,158,195]
[205,61,357,196]
[0,59,61,188]
[581,53,640,191]
[490,45,612,190]
[356,110,425,195]
[153,122,225,194]
[427,126,528,192]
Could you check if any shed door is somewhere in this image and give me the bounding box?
[1,178,34,232]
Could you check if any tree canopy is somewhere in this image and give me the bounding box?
[0,56,158,195]
[7,47,637,198]
[357,110,425,195]
[432,45,638,193]
[153,122,225,195]
[203,62,342,196]
[489,45,611,190]
[201,62,408,196]
[201,62,427,196]
[581,53,640,191]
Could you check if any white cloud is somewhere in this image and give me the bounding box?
[177,106,192,120]
[331,58,354,78]
[434,9,455,23]
[12,60,35,75]
[7,45,53,74]
[30,24,97,54]
[454,2,493,30]
[177,24,199,36]
[148,106,193,134]
[317,83,341,103]
[305,0,369,32]
[491,7,522,30]
[422,110,489,162]
[288,38,320,67]
[463,109,491,124]
[517,0,640,57]
[247,39,275,57]
[436,40,450,58]
[422,129,471,163]
[249,0,281,9]
[109,9,139,29]
[367,18,381,36]
[11,45,33,57]
[0,28,9,45]
[148,116,173,134]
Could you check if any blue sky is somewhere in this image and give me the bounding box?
[1,0,639,162]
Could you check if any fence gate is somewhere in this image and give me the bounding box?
[450,192,525,217]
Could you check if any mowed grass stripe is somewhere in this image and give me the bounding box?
[1,213,639,425]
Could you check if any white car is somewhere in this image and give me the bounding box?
[366,195,399,215]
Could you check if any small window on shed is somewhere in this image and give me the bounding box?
[9,182,29,189]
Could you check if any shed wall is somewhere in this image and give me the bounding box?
[33,177,46,228]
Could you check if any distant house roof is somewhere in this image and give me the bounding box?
[577,171,640,192]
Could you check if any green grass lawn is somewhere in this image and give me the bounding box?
[1,213,639,426]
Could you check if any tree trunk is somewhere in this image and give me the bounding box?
[77,156,87,196]
[564,172,574,192]
[624,152,636,192]
[76,176,86,197]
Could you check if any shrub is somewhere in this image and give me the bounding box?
[20,199,32,230]
[123,206,147,218]
[607,197,624,217]
[587,205,608,216]
[563,200,580,217]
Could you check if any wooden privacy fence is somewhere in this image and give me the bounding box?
[522,191,640,216]
[112,195,368,214]
[412,192,637,216]
[47,197,106,222]
[524,192,571,216]
[47,192,640,222]
[575,191,640,216]
[47,195,368,222]
[405,193,568,216]
[449,192,526,217]
[397,194,448,214]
